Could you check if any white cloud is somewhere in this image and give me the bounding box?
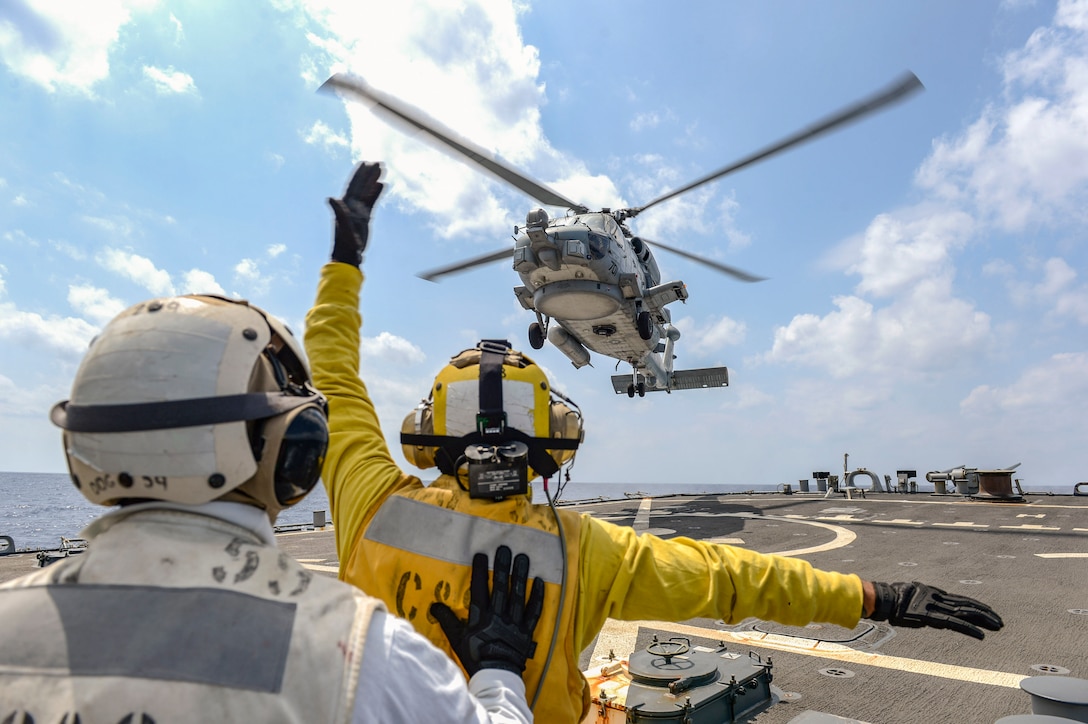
[82,214,136,239]
[12,194,28,206]
[847,207,976,298]
[233,257,274,295]
[672,314,746,356]
[0,0,158,94]
[168,11,183,43]
[302,120,349,153]
[235,258,260,281]
[50,240,88,260]
[761,4,1088,384]
[764,282,992,379]
[181,268,226,296]
[96,247,175,296]
[4,229,38,247]
[916,1,1088,231]
[360,331,426,365]
[961,351,1088,415]
[0,301,98,358]
[622,157,752,256]
[67,283,126,325]
[267,243,287,258]
[143,65,197,95]
[985,255,1088,323]
[289,0,622,238]
[718,383,773,411]
[630,111,660,132]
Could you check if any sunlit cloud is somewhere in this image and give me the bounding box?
[67,283,126,325]
[181,269,227,296]
[0,267,98,358]
[961,351,1088,414]
[0,0,159,95]
[143,65,197,95]
[96,247,176,296]
[302,120,349,153]
[360,331,426,365]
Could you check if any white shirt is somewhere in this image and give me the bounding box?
[86,501,532,724]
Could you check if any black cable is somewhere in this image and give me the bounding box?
[530,475,567,711]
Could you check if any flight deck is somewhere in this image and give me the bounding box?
[1,490,1084,722]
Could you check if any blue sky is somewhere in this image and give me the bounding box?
[1,0,1085,491]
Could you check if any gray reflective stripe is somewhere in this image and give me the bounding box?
[364,496,566,584]
[0,585,295,692]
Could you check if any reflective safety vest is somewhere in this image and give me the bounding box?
[0,508,380,723]
[347,477,590,723]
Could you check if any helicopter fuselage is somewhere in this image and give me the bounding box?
[510,211,688,387]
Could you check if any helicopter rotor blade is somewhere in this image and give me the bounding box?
[321,74,588,213]
[629,72,924,218]
[641,238,766,283]
[417,247,514,282]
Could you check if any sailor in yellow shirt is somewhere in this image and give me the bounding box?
[305,162,1004,723]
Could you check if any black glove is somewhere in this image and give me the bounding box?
[867,581,1004,640]
[430,545,545,677]
[328,161,384,267]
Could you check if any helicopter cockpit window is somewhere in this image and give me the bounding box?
[579,214,608,233]
[602,216,622,239]
[586,233,608,259]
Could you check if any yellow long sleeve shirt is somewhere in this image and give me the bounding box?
[304,261,864,722]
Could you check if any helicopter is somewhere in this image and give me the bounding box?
[321,72,923,398]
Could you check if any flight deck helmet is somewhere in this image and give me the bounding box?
[400,339,583,496]
[50,295,328,521]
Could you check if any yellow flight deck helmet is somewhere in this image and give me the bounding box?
[50,295,329,521]
[400,339,583,498]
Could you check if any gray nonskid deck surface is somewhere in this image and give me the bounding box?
[571,493,1088,724]
[1,493,1084,723]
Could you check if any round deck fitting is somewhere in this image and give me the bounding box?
[1020,676,1088,722]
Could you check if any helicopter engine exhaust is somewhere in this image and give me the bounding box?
[548,326,591,369]
[639,351,668,390]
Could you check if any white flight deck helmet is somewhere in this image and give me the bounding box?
[50,295,328,521]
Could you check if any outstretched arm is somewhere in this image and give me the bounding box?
[573,515,865,652]
[574,516,1002,653]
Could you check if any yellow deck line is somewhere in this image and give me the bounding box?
[590,618,1026,689]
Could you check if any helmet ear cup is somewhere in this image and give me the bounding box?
[273,405,328,506]
[546,397,584,469]
[244,402,328,515]
[400,400,437,469]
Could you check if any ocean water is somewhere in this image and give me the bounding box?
[0,471,335,552]
[1,471,1069,552]
[0,470,780,552]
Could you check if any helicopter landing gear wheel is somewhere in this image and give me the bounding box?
[637,311,653,340]
[637,382,646,397]
[627,384,635,398]
[528,322,545,350]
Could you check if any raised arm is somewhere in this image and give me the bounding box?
[304,162,418,566]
